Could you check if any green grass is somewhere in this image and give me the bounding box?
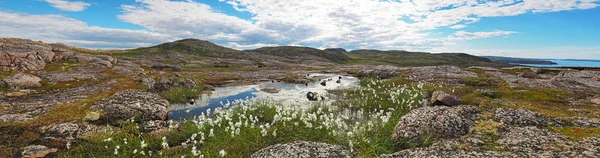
[59,76,427,157]
[159,87,203,103]
[550,127,600,141]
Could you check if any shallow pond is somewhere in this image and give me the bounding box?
[168,73,360,120]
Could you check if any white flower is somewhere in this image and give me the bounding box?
[103,137,112,142]
[219,150,226,157]
[133,149,138,154]
[161,137,169,149]
[141,140,148,148]
[209,129,215,137]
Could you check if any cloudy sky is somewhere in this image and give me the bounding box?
[1,0,599,59]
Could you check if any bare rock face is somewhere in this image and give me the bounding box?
[261,87,280,93]
[90,90,169,124]
[21,145,58,158]
[357,69,402,79]
[0,38,55,71]
[251,141,352,158]
[42,123,79,139]
[592,98,600,105]
[493,108,547,127]
[430,91,461,106]
[1,73,42,90]
[518,72,537,78]
[408,65,477,81]
[392,105,479,142]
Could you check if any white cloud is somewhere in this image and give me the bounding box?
[0,11,171,49]
[43,0,91,12]
[1,0,599,58]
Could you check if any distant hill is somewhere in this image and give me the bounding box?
[347,50,506,67]
[133,38,243,58]
[483,56,557,65]
[324,48,348,53]
[247,46,352,63]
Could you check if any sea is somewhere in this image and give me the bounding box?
[521,59,600,67]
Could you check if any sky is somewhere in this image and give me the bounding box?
[0,0,599,59]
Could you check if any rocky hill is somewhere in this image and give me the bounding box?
[484,56,558,65]
[248,46,352,64]
[347,50,507,67]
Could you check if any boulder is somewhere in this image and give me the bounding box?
[1,73,42,90]
[430,91,460,106]
[183,78,197,88]
[493,108,547,127]
[40,137,71,149]
[306,91,323,101]
[21,145,58,158]
[90,90,169,124]
[531,67,543,74]
[251,141,352,158]
[203,85,216,91]
[518,72,537,78]
[392,105,479,142]
[91,58,112,67]
[261,88,279,93]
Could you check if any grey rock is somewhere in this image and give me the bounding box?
[91,58,112,67]
[40,137,71,149]
[183,78,197,88]
[306,91,323,101]
[203,85,216,91]
[408,65,478,81]
[21,145,58,158]
[90,89,169,124]
[591,98,600,105]
[112,66,145,76]
[261,87,279,93]
[380,146,514,158]
[39,72,96,82]
[392,105,479,142]
[42,123,79,138]
[151,64,182,71]
[251,141,352,158]
[0,38,55,71]
[493,108,547,127]
[518,72,537,78]
[531,67,543,74]
[2,73,42,90]
[430,90,461,106]
[357,69,402,79]
[568,117,600,128]
[139,77,156,90]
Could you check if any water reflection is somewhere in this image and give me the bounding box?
[168,73,360,120]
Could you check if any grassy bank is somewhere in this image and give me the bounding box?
[59,78,426,157]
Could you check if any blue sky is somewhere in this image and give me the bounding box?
[1,0,599,59]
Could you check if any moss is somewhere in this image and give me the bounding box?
[459,77,495,87]
[470,120,503,139]
[550,127,600,141]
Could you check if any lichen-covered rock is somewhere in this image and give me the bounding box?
[42,123,79,138]
[493,108,547,127]
[518,72,537,78]
[0,38,55,71]
[380,146,514,158]
[1,73,42,90]
[408,65,478,81]
[430,90,460,106]
[495,126,599,157]
[90,90,169,124]
[250,141,352,158]
[568,117,600,128]
[392,105,479,142]
[21,145,58,158]
[357,69,401,79]
[592,98,600,105]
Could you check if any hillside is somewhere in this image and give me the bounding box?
[484,56,557,65]
[133,38,243,58]
[247,46,352,63]
[347,50,507,67]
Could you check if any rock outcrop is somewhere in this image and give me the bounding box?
[0,38,55,71]
[392,105,479,142]
[90,90,169,124]
[1,73,42,90]
[21,145,58,158]
[493,108,548,127]
[430,91,460,106]
[251,141,352,158]
[357,69,402,79]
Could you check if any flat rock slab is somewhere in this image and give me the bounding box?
[90,89,169,124]
[251,141,352,158]
[21,145,58,158]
